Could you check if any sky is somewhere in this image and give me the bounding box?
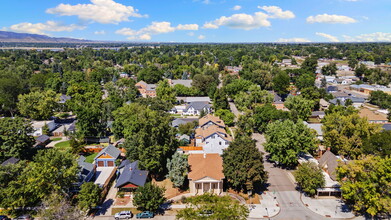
[0,0,390,42]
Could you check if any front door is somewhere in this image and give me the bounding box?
[203,183,210,193]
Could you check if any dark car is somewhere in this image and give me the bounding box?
[136,211,154,219]
[13,215,33,220]
[0,215,11,220]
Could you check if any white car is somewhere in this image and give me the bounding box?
[114,211,133,219]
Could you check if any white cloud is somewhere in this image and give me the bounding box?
[116,21,199,40]
[276,38,311,43]
[306,14,356,24]
[316,32,339,42]
[232,5,241,11]
[46,0,146,24]
[203,6,294,30]
[343,32,391,42]
[203,12,270,30]
[176,24,199,30]
[6,21,85,35]
[258,6,295,19]
[94,30,106,35]
[198,35,206,40]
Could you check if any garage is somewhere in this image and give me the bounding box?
[97,161,104,167]
[107,161,114,167]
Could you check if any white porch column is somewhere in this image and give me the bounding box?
[201,182,204,194]
[217,182,220,194]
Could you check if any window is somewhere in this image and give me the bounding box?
[219,142,221,145]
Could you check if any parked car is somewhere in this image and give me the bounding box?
[136,211,154,219]
[0,215,11,220]
[114,211,133,219]
[13,215,33,220]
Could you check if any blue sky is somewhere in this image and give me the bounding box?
[1,0,390,42]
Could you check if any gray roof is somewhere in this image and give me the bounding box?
[59,95,71,104]
[178,134,190,140]
[1,157,20,166]
[382,124,391,131]
[94,145,121,160]
[305,123,323,136]
[171,118,198,127]
[327,86,338,93]
[115,160,148,188]
[318,151,338,181]
[78,156,94,181]
[176,97,211,103]
[36,135,50,143]
[311,111,325,117]
[185,101,211,111]
[172,80,193,88]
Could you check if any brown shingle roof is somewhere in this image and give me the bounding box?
[195,125,232,142]
[188,154,224,181]
[318,151,338,181]
[199,114,225,128]
[359,108,388,122]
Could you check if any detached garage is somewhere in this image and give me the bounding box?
[94,145,121,167]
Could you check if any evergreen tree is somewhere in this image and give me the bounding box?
[166,152,189,188]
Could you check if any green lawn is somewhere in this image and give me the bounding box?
[54,140,71,151]
[85,153,98,163]
[50,137,62,141]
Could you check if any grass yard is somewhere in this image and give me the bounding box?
[85,153,98,163]
[50,137,62,141]
[54,140,71,151]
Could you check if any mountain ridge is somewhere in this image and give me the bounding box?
[0,31,93,43]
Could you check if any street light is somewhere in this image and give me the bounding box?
[265,207,270,220]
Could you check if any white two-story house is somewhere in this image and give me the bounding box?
[194,125,231,155]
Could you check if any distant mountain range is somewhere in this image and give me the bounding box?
[0,31,92,43]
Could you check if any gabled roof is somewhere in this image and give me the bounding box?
[78,156,94,179]
[1,157,20,166]
[36,134,50,143]
[195,125,232,142]
[188,154,224,181]
[359,108,388,122]
[199,114,225,128]
[185,102,211,111]
[94,145,121,160]
[318,151,338,181]
[115,160,148,188]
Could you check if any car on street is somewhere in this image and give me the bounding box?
[13,215,33,220]
[0,215,11,220]
[136,211,154,219]
[114,211,133,219]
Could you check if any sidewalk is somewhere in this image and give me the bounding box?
[248,192,280,219]
[301,194,356,219]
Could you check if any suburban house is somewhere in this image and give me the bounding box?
[194,125,232,155]
[176,96,211,104]
[52,122,75,136]
[182,102,212,116]
[135,81,157,98]
[74,156,95,191]
[115,160,148,191]
[30,120,56,136]
[171,118,198,128]
[359,108,388,124]
[224,66,242,75]
[168,79,193,88]
[94,145,121,167]
[326,86,338,93]
[199,114,225,129]
[303,122,323,141]
[319,99,330,110]
[333,78,352,85]
[188,154,224,195]
[309,111,325,121]
[329,97,365,108]
[34,135,50,147]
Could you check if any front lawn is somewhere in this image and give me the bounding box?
[50,137,62,142]
[85,153,98,163]
[54,140,71,151]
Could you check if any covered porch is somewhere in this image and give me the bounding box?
[192,179,223,195]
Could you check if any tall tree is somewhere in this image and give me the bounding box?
[0,117,35,160]
[38,192,83,220]
[213,88,228,110]
[17,90,60,120]
[166,152,189,188]
[177,194,249,220]
[77,182,102,211]
[337,156,391,216]
[253,103,291,133]
[296,73,315,90]
[294,162,325,196]
[362,131,391,157]
[222,135,267,192]
[156,79,176,104]
[133,183,166,211]
[113,103,178,175]
[321,63,337,75]
[284,95,315,121]
[272,71,290,96]
[322,111,382,159]
[214,109,235,126]
[301,56,318,73]
[265,120,317,167]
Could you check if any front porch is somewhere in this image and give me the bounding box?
[191,179,223,195]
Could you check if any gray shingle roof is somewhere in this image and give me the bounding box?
[94,145,121,160]
[1,157,20,166]
[36,135,50,143]
[318,151,338,181]
[185,101,211,111]
[78,156,94,179]
[115,160,148,188]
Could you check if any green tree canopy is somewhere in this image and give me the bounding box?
[265,120,318,167]
[213,88,229,111]
[362,131,391,157]
[133,183,166,211]
[17,89,60,120]
[284,95,315,121]
[296,73,315,90]
[253,103,291,133]
[177,194,249,220]
[337,156,391,216]
[166,152,189,188]
[156,79,177,104]
[294,162,325,196]
[214,109,235,127]
[272,71,290,96]
[0,117,35,161]
[38,192,83,220]
[222,135,267,192]
[77,182,102,211]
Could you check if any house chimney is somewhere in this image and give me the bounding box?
[327,147,331,151]
[203,153,206,159]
